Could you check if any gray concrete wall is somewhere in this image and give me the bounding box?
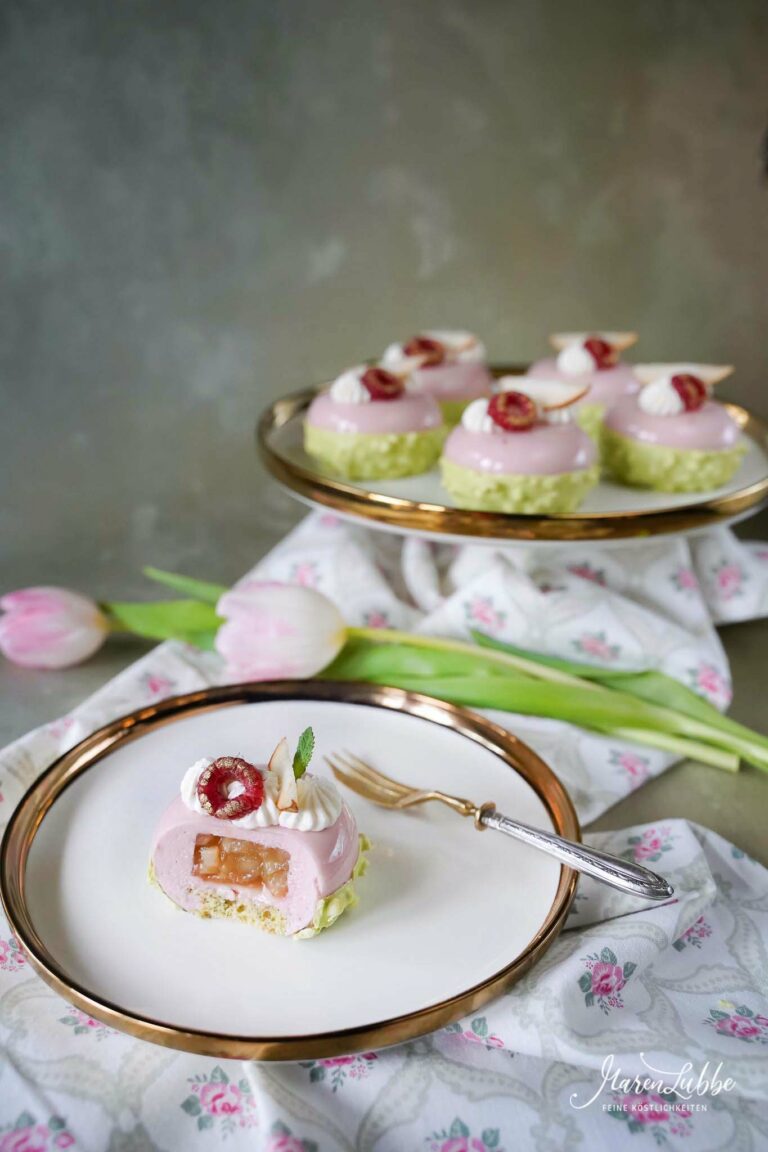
[2,0,767,593]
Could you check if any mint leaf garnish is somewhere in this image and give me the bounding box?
[292,727,315,779]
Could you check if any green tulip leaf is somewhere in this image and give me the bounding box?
[142,567,228,605]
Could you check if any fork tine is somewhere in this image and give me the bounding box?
[340,750,413,797]
[324,756,400,807]
[327,751,405,797]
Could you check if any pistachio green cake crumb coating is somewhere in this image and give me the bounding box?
[440,458,599,514]
[304,423,445,479]
[574,403,605,443]
[149,835,370,940]
[438,398,476,426]
[602,429,747,492]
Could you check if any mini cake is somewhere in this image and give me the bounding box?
[528,331,640,439]
[440,380,599,514]
[304,364,445,479]
[381,330,493,424]
[602,364,746,492]
[150,728,368,939]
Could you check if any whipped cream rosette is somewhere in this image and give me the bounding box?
[304,364,445,479]
[439,379,599,513]
[381,330,493,424]
[150,729,368,938]
[602,364,747,492]
[527,331,640,439]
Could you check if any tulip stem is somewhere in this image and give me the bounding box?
[343,627,755,772]
[346,627,585,686]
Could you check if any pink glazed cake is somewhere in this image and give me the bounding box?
[528,331,640,438]
[150,730,368,939]
[304,364,445,479]
[381,330,493,423]
[440,380,599,514]
[602,364,746,493]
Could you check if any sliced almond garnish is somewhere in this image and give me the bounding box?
[498,377,590,410]
[634,363,734,388]
[423,330,478,354]
[268,737,298,812]
[550,331,638,352]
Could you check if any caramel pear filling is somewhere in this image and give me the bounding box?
[192,834,290,899]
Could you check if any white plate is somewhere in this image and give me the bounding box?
[3,683,577,1059]
[258,387,768,545]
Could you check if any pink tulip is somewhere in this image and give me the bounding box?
[0,588,108,669]
[215,581,346,681]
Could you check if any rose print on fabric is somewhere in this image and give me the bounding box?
[571,631,621,663]
[266,1121,317,1152]
[463,596,506,634]
[579,948,636,1014]
[624,826,675,864]
[59,1008,115,1040]
[299,1052,378,1092]
[567,562,606,586]
[710,560,746,601]
[362,609,391,629]
[609,749,651,789]
[0,936,26,972]
[670,567,699,596]
[443,1017,505,1050]
[687,663,731,709]
[672,917,712,952]
[289,562,320,589]
[537,579,567,594]
[46,715,76,744]
[180,1066,257,1136]
[139,672,176,698]
[426,1117,503,1152]
[607,1091,694,1143]
[703,1003,768,1045]
[0,1113,76,1151]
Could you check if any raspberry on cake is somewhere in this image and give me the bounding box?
[439,379,599,514]
[150,728,368,939]
[527,331,640,440]
[381,330,493,424]
[602,363,746,493]
[304,364,445,479]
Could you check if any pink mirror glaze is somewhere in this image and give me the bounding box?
[306,390,443,435]
[411,361,493,401]
[605,395,742,451]
[443,421,597,475]
[527,358,640,406]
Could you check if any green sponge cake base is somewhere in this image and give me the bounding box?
[602,429,747,492]
[441,458,599,513]
[575,403,605,443]
[304,423,445,479]
[439,398,475,426]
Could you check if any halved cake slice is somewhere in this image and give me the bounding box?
[150,729,367,938]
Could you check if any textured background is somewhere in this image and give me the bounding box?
[2,0,767,594]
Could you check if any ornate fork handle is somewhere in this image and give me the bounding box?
[480,806,674,901]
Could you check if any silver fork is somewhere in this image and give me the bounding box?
[326,751,674,902]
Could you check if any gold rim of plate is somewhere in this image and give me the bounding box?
[256,365,768,542]
[0,680,579,1060]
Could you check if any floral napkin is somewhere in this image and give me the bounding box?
[1,513,767,1151]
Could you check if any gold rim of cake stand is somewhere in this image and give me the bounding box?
[0,680,579,1061]
[256,365,768,542]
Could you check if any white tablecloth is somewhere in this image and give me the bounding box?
[1,516,767,1151]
